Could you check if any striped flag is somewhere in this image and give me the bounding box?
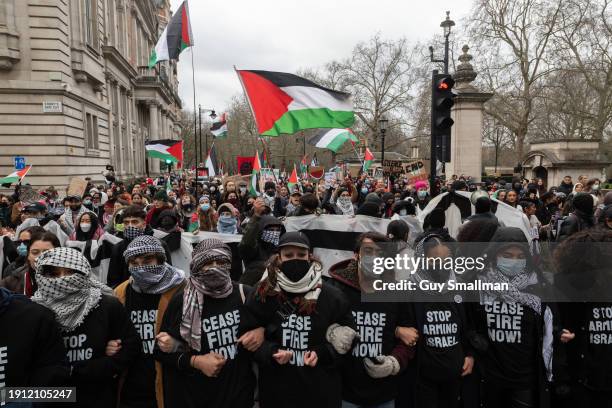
[249,151,261,197]
[288,164,298,191]
[308,128,359,153]
[145,140,183,163]
[363,148,374,172]
[210,113,228,139]
[0,165,32,186]
[205,145,218,177]
[149,1,193,67]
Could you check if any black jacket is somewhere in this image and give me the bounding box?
[0,292,69,388]
[107,226,172,288]
[557,210,594,242]
[237,215,283,286]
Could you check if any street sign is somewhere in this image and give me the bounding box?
[42,101,62,113]
[14,156,25,170]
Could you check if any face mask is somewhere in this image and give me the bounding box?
[83,200,92,206]
[201,204,210,211]
[16,243,27,257]
[399,209,407,216]
[129,264,166,285]
[266,190,275,197]
[0,202,8,208]
[280,259,311,282]
[240,187,247,194]
[123,225,145,240]
[210,186,216,192]
[361,187,369,194]
[593,184,600,191]
[115,223,124,232]
[260,229,281,246]
[200,265,232,292]
[417,190,427,199]
[497,257,527,278]
[69,204,81,211]
[359,255,378,278]
[80,223,92,232]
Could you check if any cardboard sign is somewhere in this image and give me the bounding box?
[382,159,405,175]
[260,168,277,183]
[66,177,88,197]
[406,160,429,184]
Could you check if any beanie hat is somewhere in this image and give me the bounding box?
[365,192,384,206]
[154,190,169,202]
[573,193,594,214]
[123,235,166,262]
[356,201,381,217]
[190,238,231,274]
[264,181,276,191]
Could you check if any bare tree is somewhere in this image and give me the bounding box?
[468,0,562,160]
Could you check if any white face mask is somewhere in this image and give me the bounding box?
[80,223,92,232]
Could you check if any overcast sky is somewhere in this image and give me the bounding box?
[170,0,473,114]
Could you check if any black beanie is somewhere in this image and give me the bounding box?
[264,181,276,191]
[573,193,594,214]
[356,201,381,217]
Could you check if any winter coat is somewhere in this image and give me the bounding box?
[556,210,594,242]
[237,214,284,286]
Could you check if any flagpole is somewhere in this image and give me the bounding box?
[191,47,200,205]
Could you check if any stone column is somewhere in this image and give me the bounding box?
[446,46,493,182]
[148,101,160,175]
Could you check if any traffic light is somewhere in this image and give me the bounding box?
[431,73,455,162]
[165,159,172,164]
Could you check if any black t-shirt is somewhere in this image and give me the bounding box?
[418,302,465,381]
[61,295,141,408]
[120,286,161,407]
[584,303,612,390]
[480,300,539,387]
[239,282,355,408]
[159,283,256,408]
[328,279,410,405]
[0,296,68,390]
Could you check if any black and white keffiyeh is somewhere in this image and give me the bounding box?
[32,247,114,332]
[336,197,355,216]
[129,263,185,294]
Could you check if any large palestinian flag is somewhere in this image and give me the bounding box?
[210,113,228,139]
[149,1,193,68]
[145,140,183,163]
[308,128,359,153]
[0,165,32,186]
[236,70,354,136]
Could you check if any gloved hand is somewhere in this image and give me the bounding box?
[363,355,400,378]
[326,323,359,355]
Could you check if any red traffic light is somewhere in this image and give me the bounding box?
[436,76,455,91]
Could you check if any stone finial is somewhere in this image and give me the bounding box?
[455,45,477,84]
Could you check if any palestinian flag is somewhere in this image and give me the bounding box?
[288,164,298,191]
[210,113,228,139]
[0,165,32,186]
[300,155,308,175]
[205,145,218,177]
[149,1,193,68]
[363,148,374,172]
[145,140,183,163]
[308,128,359,153]
[187,212,199,232]
[249,151,261,197]
[236,70,354,136]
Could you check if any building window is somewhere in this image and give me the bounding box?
[86,112,99,151]
[84,0,98,49]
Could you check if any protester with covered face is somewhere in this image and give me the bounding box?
[107,205,173,288]
[238,197,284,285]
[60,194,88,235]
[470,227,556,408]
[154,239,259,408]
[177,193,197,231]
[115,235,186,407]
[69,211,104,241]
[32,247,140,408]
[239,232,356,408]
[146,190,173,230]
[195,195,217,232]
[328,232,414,407]
[1,225,44,282]
[216,203,240,234]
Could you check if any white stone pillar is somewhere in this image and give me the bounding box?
[446,46,492,182]
[149,101,160,175]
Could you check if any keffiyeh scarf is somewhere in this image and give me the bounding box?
[336,197,355,216]
[130,263,185,295]
[180,239,233,351]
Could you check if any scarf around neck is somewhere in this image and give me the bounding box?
[130,263,185,294]
[180,264,233,351]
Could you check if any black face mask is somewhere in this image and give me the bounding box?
[69,204,81,211]
[266,190,275,197]
[280,259,311,282]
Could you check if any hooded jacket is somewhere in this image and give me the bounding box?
[238,214,284,286]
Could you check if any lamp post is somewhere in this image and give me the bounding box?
[379,115,389,163]
[195,106,216,205]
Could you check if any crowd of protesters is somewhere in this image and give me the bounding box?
[0,169,611,408]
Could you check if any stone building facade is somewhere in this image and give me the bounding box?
[0,0,182,189]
